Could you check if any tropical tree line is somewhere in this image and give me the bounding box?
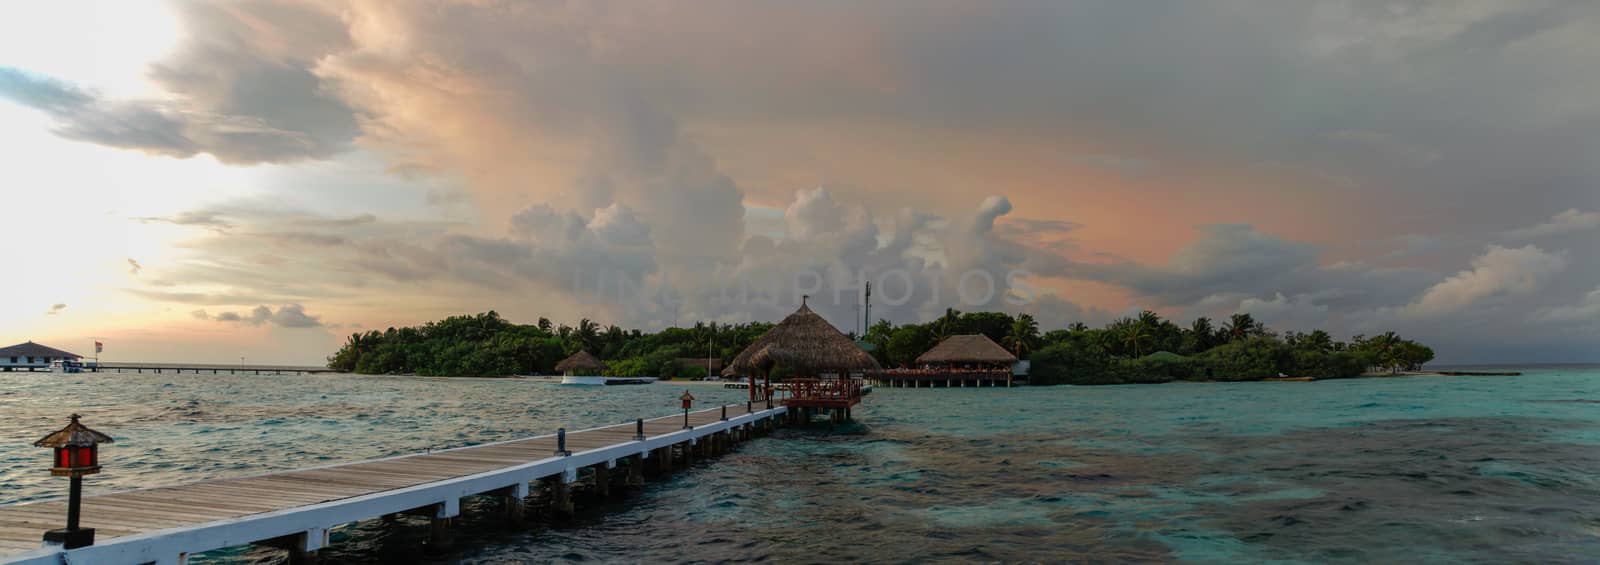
[1024,312,1434,385]
[327,309,1432,383]
[326,311,772,378]
[854,308,1430,385]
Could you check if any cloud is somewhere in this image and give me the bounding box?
[1534,286,1600,324]
[191,309,210,320]
[268,304,324,328]
[127,258,143,275]
[1237,293,1332,331]
[0,66,351,164]
[208,304,324,328]
[1504,209,1600,240]
[136,210,233,230]
[1076,224,1321,304]
[1401,245,1567,317]
[46,304,66,315]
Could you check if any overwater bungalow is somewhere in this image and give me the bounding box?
[0,341,82,372]
[876,334,1018,388]
[723,297,880,422]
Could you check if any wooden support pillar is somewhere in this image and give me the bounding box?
[501,482,530,525]
[548,474,574,516]
[260,528,326,565]
[593,463,612,498]
[656,447,672,474]
[429,498,459,550]
[626,455,645,486]
[683,440,695,466]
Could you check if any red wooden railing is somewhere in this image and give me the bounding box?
[785,378,864,405]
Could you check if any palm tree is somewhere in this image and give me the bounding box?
[1223,313,1260,342]
[1302,329,1333,353]
[1189,317,1215,350]
[576,318,601,353]
[1138,310,1163,328]
[1068,321,1089,332]
[1120,323,1153,357]
[935,307,961,340]
[1004,313,1040,357]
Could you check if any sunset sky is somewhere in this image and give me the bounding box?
[2,0,1596,364]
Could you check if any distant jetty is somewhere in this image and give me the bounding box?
[1436,370,1522,376]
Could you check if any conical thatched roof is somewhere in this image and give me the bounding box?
[33,414,113,448]
[554,350,606,373]
[723,299,882,376]
[916,334,1018,364]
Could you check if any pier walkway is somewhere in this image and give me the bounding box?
[90,363,334,375]
[0,404,787,565]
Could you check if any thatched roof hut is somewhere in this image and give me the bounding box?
[723,299,881,376]
[554,350,606,375]
[915,334,1017,365]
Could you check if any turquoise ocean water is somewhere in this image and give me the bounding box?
[1,367,1596,563]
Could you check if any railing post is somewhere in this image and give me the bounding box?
[555,428,572,456]
[633,418,645,441]
[721,404,727,421]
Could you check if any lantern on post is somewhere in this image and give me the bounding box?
[33,414,113,549]
[679,390,695,429]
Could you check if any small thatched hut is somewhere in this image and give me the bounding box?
[915,334,1018,367]
[554,350,606,376]
[723,297,880,409]
[723,298,881,378]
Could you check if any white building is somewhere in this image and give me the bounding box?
[0,341,83,371]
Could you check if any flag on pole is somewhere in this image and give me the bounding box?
[95,341,103,354]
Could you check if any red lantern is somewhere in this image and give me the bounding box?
[679,390,696,410]
[36,414,111,478]
[34,414,113,549]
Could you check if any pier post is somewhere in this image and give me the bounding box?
[548,473,575,516]
[593,463,612,497]
[500,482,530,525]
[683,440,695,466]
[655,447,672,474]
[626,455,645,486]
[428,499,459,550]
[258,528,325,565]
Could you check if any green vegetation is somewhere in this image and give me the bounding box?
[326,311,771,378]
[1026,312,1433,385]
[327,309,1432,384]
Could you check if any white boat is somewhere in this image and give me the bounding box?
[560,375,657,386]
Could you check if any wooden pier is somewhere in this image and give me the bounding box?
[870,370,1013,388]
[90,363,335,375]
[0,404,787,565]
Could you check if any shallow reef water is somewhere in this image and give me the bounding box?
[1,367,1596,563]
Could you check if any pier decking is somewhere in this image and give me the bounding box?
[90,363,334,375]
[0,404,787,565]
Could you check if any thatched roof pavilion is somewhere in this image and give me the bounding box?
[915,334,1017,365]
[723,298,881,377]
[554,350,606,375]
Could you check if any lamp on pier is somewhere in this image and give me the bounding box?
[34,414,113,549]
[679,390,695,429]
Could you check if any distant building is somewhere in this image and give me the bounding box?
[0,341,83,372]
